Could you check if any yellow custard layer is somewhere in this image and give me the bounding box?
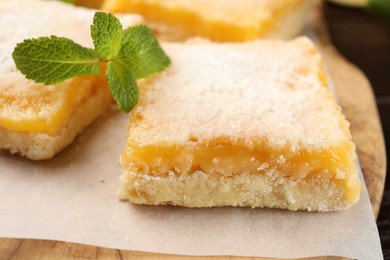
[103,0,305,42]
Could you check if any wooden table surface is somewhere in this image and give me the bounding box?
[0,2,387,259]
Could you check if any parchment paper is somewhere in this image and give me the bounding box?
[0,104,382,259]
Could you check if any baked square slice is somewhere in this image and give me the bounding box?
[120,37,361,211]
[0,0,142,160]
[102,0,311,42]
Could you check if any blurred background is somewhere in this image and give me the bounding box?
[323,1,390,257]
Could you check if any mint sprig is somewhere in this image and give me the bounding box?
[12,12,171,113]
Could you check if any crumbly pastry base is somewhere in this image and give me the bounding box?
[0,87,112,160]
[119,170,358,212]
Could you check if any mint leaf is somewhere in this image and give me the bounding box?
[91,12,123,60]
[12,12,171,113]
[12,36,100,85]
[119,25,171,79]
[106,59,139,113]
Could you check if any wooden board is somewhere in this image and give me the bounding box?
[0,3,386,260]
[312,5,387,219]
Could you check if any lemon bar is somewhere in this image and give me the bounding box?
[120,37,361,211]
[102,0,311,42]
[0,0,142,160]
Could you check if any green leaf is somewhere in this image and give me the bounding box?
[61,0,74,4]
[91,12,123,60]
[119,25,171,79]
[106,59,139,113]
[12,36,100,85]
[12,14,171,114]
[367,0,390,20]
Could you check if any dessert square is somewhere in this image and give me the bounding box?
[102,0,311,42]
[120,37,361,211]
[0,0,141,160]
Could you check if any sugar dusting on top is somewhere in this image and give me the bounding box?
[128,37,353,151]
